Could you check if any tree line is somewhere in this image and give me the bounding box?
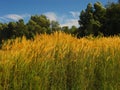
[0,15,77,43]
[77,1,120,37]
[0,1,120,43]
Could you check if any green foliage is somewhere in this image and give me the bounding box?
[62,26,69,33]
[50,21,61,32]
[27,15,51,38]
[104,3,120,36]
[78,1,120,37]
[15,19,28,38]
[70,26,77,34]
[61,26,78,35]
[0,15,52,42]
[30,15,50,28]
[0,14,78,43]
[79,3,93,27]
[78,2,106,37]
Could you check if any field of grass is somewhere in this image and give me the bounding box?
[0,32,120,90]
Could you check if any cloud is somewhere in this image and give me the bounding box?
[60,11,79,28]
[60,19,79,28]
[0,12,79,28]
[44,12,79,28]
[0,17,9,22]
[0,14,30,22]
[70,11,80,18]
[44,12,57,21]
[5,14,23,21]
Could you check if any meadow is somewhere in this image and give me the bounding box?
[0,32,120,90]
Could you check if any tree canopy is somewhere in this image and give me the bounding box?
[0,14,77,44]
[77,1,120,37]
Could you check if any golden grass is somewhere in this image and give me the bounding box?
[0,32,120,89]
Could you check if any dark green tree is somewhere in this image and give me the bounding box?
[0,23,8,44]
[5,22,16,39]
[0,23,5,43]
[27,15,51,37]
[93,2,106,35]
[94,2,106,23]
[27,19,41,38]
[62,26,70,33]
[30,15,50,28]
[104,3,120,36]
[79,3,93,28]
[15,19,28,38]
[69,25,77,34]
[78,3,95,36]
[78,2,106,37]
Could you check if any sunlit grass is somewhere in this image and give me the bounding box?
[0,32,120,90]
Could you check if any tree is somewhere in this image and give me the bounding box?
[94,2,106,23]
[50,20,61,32]
[30,15,50,28]
[13,19,28,38]
[104,3,120,36]
[27,15,51,37]
[79,3,93,27]
[69,26,77,34]
[78,3,96,36]
[78,2,106,37]
[0,14,53,41]
[93,2,106,35]
[27,19,41,38]
[5,22,16,39]
[1,23,8,41]
[62,26,69,33]
[78,3,95,36]
[0,23,4,43]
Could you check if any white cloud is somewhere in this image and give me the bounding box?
[5,14,23,21]
[0,12,79,28]
[70,11,80,18]
[0,14,30,22]
[44,12,57,21]
[44,12,79,28]
[60,19,79,28]
[0,17,9,22]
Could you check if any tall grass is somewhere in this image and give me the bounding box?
[0,32,120,90]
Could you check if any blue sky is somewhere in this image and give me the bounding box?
[0,0,117,27]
